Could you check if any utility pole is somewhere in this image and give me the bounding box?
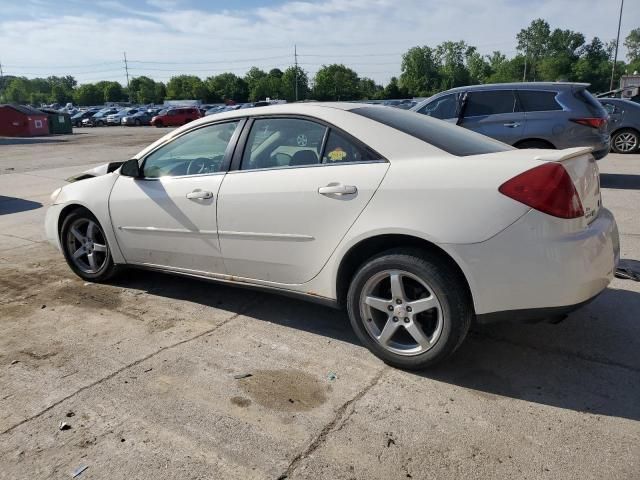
[123,51,131,102]
[522,43,528,82]
[294,44,299,102]
[610,0,624,91]
[0,60,4,102]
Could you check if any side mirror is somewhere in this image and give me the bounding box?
[120,159,141,178]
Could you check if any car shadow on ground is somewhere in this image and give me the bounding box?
[0,137,69,146]
[600,173,640,190]
[109,268,640,422]
[0,196,43,215]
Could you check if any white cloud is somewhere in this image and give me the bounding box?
[0,0,637,85]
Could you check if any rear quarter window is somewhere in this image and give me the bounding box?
[351,106,514,157]
[574,89,607,117]
[518,90,563,112]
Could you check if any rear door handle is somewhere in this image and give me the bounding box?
[186,190,213,200]
[503,122,521,128]
[318,184,357,195]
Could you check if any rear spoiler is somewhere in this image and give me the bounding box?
[533,146,593,163]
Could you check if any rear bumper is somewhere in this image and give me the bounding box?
[449,208,620,319]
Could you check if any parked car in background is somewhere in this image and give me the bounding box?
[412,82,610,159]
[122,109,158,126]
[106,108,140,126]
[205,105,229,116]
[82,108,119,127]
[71,109,100,127]
[599,98,640,154]
[150,107,202,127]
[45,103,618,369]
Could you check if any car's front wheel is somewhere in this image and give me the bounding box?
[347,249,472,370]
[611,128,639,154]
[60,209,118,282]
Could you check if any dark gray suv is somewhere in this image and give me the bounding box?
[411,82,610,159]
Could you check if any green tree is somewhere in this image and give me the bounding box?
[313,64,360,101]
[517,18,552,80]
[486,52,524,83]
[435,41,470,90]
[572,37,613,92]
[129,76,164,104]
[244,67,268,101]
[358,77,383,99]
[4,77,31,104]
[74,84,103,106]
[624,28,640,63]
[382,77,405,99]
[205,73,248,102]
[466,48,492,85]
[399,46,440,97]
[166,75,207,101]
[280,66,309,102]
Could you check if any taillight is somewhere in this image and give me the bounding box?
[570,117,607,129]
[499,163,584,219]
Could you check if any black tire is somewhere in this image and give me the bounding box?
[516,139,554,149]
[97,120,105,127]
[611,128,639,154]
[346,249,472,370]
[60,208,119,282]
[154,120,164,128]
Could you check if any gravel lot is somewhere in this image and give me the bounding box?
[1,127,639,480]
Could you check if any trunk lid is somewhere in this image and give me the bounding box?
[533,147,601,224]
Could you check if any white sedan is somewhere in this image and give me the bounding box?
[45,103,619,369]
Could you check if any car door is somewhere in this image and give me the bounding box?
[601,101,623,131]
[460,90,524,145]
[517,89,565,145]
[217,116,389,285]
[109,119,243,273]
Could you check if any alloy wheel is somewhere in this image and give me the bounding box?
[359,270,443,356]
[613,132,638,153]
[65,218,109,274]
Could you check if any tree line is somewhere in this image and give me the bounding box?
[1,20,639,107]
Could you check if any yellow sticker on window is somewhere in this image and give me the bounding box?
[327,147,347,162]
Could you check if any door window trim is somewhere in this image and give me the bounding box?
[136,118,247,181]
[229,114,387,173]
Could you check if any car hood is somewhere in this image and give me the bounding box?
[65,162,124,182]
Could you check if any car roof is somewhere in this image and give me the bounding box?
[436,82,590,94]
[598,97,640,106]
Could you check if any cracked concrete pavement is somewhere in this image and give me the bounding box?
[1,128,639,479]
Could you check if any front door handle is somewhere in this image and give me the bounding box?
[318,184,358,195]
[503,122,521,128]
[186,190,213,200]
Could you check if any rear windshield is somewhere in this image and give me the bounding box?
[351,106,514,156]
[574,89,606,117]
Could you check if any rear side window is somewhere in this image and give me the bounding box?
[518,90,562,112]
[351,106,514,157]
[464,90,517,117]
[322,130,378,164]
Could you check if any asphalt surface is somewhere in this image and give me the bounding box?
[1,127,639,480]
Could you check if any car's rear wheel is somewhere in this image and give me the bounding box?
[60,209,118,282]
[135,119,141,126]
[154,120,163,128]
[611,128,639,154]
[347,249,472,369]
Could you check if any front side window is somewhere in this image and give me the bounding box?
[518,90,562,112]
[464,90,517,117]
[142,121,239,178]
[417,94,458,119]
[241,118,327,170]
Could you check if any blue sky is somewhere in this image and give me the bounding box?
[0,0,637,85]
